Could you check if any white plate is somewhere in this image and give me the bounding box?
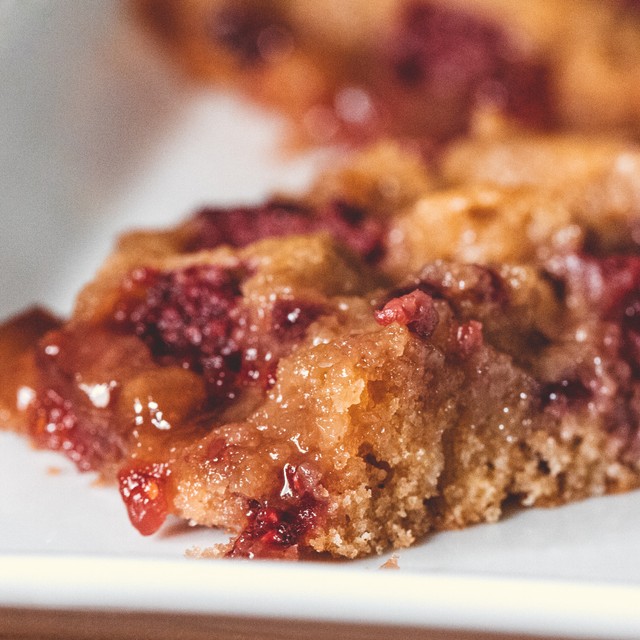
[2,2,640,639]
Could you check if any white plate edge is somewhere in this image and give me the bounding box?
[1,553,639,638]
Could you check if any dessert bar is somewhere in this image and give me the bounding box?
[3,134,640,558]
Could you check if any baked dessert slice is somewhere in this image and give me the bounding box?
[3,134,640,559]
[135,0,640,146]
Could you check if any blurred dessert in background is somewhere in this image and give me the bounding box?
[135,0,640,148]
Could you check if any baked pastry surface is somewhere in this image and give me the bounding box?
[4,134,640,558]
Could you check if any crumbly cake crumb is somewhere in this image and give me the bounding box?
[380,554,400,570]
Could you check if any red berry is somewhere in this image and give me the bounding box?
[375,289,439,338]
[226,465,323,558]
[118,463,171,536]
[188,199,386,264]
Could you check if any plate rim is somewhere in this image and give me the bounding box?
[2,553,640,639]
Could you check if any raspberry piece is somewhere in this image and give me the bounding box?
[188,199,386,264]
[553,255,640,371]
[28,383,124,473]
[451,319,484,358]
[118,463,171,536]
[319,200,386,264]
[390,1,555,133]
[29,388,81,462]
[375,289,439,338]
[226,464,323,559]
[25,327,145,472]
[113,265,246,401]
[113,265,328,403]
[187,201,317,251]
